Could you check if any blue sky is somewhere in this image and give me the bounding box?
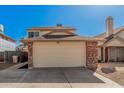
[0,5,124,45]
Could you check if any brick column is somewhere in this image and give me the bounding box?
[86,41,98,70]
[28,41,33,69]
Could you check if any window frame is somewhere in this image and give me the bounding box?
[28,31,39,38]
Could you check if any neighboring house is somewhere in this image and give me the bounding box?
[0,24,16,52]
[21,24,99,69]
[96,16,124,62]
[16,43,28,52]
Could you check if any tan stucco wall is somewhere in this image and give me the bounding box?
[106,39,124,47]
[28,30,51,37]
[117,30,124,39]
[97,47,101,60]
[33,41,86,67]
[48,32,70,35]
[39,31,51,36]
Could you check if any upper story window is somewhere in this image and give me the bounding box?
[35,32,39,37]
[28,32,39,38]
[29,32,34,38]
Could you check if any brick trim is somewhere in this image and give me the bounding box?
[28,41,33,69]
[86,41,98,70]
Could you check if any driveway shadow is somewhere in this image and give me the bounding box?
[0,67,104,83]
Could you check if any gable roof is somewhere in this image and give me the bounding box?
[95,25,124,38]
[27,26,76,31]
[103,36,124,47]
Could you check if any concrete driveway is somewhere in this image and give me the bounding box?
[0,66,122,88]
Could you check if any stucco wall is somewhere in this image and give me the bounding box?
[117,30,124,39]
[97,47,101,60]
[106,39,124,47]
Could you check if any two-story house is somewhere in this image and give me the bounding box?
[21,24,99,69]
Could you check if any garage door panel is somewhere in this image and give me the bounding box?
[33,41,86,67]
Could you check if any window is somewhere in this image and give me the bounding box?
[28,32,39,38]
[35,32,39,37]
[28,32,34,38]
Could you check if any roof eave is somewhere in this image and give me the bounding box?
[21,38,103,43]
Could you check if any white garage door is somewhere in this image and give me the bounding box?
[33,41,86,67]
